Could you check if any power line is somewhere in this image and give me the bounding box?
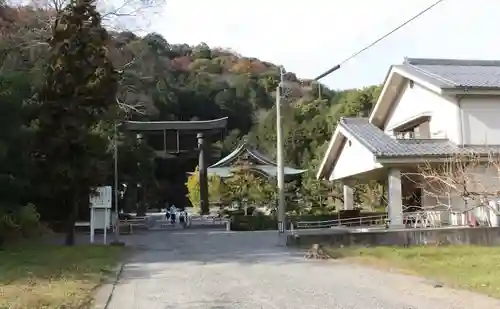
[313,0,447,81]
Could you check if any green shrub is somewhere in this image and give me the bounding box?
[220,209,245,218]
[0,211,19,240]
[15,203,41,237]
[0,203,42,242]
[230,215,277,231]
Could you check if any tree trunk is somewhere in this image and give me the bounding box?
[64,199,77,246]
[127,184,138,214]
[379,184,386,210]
[64,189,83,246]
[137,185,149,216]
[137,198,147,217]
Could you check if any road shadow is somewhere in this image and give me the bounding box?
[44,228,317,284]
[110,229,315,282]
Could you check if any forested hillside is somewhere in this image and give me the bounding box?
[0,3,384,234]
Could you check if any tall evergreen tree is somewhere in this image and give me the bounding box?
[33,0,118,245]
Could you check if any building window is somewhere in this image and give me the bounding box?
[395,130,415,139]
[394,120,430,139]
[391,114,432,140]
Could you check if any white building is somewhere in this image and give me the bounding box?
[316,58,500,227]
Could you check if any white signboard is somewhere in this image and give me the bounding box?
[89,186,112,244]
[90,186,112,208]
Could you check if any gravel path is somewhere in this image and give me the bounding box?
[107,230,500,309]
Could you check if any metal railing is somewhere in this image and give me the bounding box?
[114,216,154,234]
[291,213,389,231]
[290,210,492,232]
[190,214,227,225]
[403,211,444,228]
[404,208,499,228]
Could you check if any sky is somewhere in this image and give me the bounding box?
[148,0,499,90]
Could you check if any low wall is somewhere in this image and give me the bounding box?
[286,227,500,247]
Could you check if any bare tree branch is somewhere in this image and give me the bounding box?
[402,150,500,227]
[116,97,146,115]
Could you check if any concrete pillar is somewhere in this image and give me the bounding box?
[197,132,209,215]
[388,168,404,227]
[343,185,354,210]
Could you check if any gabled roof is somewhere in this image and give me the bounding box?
[317,57,500,180]
[340,118,462,157]
[208,143,307,178]
[209,143,275,168]
[316,117,500,179]
[207,166,306,178]
[369,58,500,128]
[400,58,500,89]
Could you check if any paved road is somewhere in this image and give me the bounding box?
[107,230,500,309]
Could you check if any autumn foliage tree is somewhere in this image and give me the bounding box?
[32,0,118,245]
[222,159,278,215]
[185,166,226,212]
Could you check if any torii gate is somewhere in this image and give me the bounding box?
[119,117,228,214]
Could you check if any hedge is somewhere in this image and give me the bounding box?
[230,215,277,231]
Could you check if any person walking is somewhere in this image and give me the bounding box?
[179,209,187,228]
[169,204,177,225]
[164,200,170,221]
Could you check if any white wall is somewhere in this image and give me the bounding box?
[329,136,378,180]
[384,81,460,143]
[461,97,500,145]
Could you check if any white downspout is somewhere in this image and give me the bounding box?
[457,88,468,147]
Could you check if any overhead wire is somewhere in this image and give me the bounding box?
[313,0,447,81]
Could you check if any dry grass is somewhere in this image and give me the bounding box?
[325,245,500,298]
[0,242,125,309]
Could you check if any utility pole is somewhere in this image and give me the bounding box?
[276,67,285,233]
[111,123,124,246]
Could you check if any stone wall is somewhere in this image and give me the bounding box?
[286,227,500,247]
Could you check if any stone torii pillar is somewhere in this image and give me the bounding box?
[197,132,209,215]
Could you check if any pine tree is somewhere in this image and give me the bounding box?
[33,0,119,245]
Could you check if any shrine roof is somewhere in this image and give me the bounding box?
[207,165,306,178]
[207,143,307,178]
[209,143,275,168]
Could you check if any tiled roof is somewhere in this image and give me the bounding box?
[207,166,306,178]
[209,143,276,168]
[208,143,307,177]
[339,117,500,157]
[399,58,500,89]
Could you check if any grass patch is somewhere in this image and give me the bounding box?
[325,245,500,298]
[0,242,125,309]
